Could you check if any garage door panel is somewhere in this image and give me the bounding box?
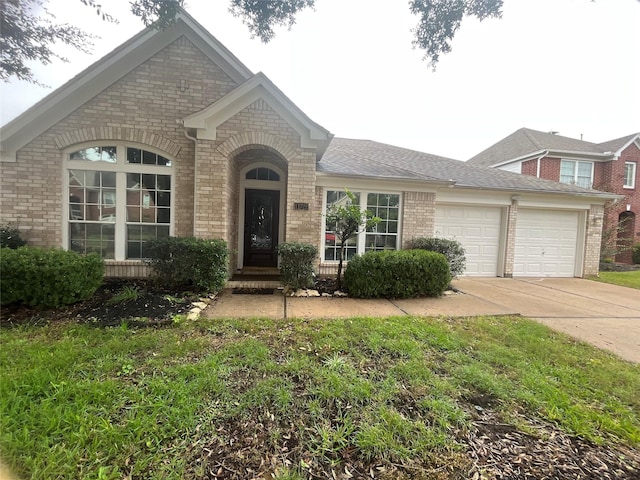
[514,209,579,277]
[435,205,502,277]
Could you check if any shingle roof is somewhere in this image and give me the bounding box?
[320,137,612,197]
[467,128,639,167]
[597,133,639,153]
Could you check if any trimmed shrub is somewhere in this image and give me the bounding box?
[277,242,317,289]
[145,237,229,292]
[408,237,466,278]
[0,223,27,249]
[344,249,451,298]
[1,247,103,308]
[633,244,640,265]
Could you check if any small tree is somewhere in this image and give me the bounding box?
[325,190,379,289]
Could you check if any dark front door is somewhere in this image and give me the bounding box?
[244,189,279,267]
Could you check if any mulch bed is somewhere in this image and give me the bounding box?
[1,279,198,328]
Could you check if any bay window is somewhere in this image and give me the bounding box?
[323,189,400,262]
[66,144,173,260]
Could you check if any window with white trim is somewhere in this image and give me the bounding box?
[323,189,400,261]
[624,162,636,189]
[560,160,593,188]
[66,144,173,259]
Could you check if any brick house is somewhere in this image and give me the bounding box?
[0,11,616,278]
[468,128,640,263]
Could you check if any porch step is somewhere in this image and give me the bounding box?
[228,267,281,289]
[238,267,281,276]
[226,280,282,289]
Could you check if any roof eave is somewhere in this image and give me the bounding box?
[0,10,254,162]
[450,183,621,200]
[183,72,331,152]
[316,170,454,187]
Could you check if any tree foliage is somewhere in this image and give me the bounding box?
[325,190,380,289]
[0,0,184,85]
[0,0,94,84]
[409,0,503,68]
[229,0,314,43]
[1,0,508,84]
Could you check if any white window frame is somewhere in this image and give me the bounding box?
[624,162,636,189]
[63,142,175,261]
[560,159,593,188]
[321,188,402,263]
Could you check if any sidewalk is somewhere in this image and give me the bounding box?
[201,277,640,363]
[203,285,517,320]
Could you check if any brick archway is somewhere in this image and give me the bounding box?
[216,131,296,161]
[615,211,636,264]
[54,128,182,157]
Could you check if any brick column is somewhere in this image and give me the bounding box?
[193,140,230,240]
[584,204,605,276]
[503,200,518,277]
[401,191,435,247]
[285,150,319,246]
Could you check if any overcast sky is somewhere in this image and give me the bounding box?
[1,0,638,160]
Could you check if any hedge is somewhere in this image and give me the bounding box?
[145,236,229,292]
[1,247,103,308]
[343,249,451,298]
[408,237,466,278]
[277,242,317,289]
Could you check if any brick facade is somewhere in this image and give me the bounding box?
[0,21,611,279]
[503,200,518,277]
[518,143,640,264]
[584,204,606,275]
[401,191,436,248]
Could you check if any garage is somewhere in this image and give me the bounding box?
[514,209,580,277]
[434,204,503,276]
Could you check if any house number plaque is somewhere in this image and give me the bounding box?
[294,203,309,210]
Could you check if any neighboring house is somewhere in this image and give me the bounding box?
[468,128,640,263]
[0,10,616,278]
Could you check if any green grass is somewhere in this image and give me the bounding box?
[106,285,140,305]
[1,316,638,479]
[590,270,640,289]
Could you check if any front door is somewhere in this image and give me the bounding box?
[244,189,279,267]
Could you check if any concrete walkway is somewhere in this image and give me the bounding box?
[203,278,640,363]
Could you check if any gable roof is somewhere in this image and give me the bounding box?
[597,133,640,155]
[321,137,615,198]
[0,10,254,162]
[467,128,639,167]
[182,72,331,157]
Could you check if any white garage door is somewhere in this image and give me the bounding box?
[514,209,579,277]
[435,205,502,276]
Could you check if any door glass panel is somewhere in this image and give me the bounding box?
[249,193,274,250]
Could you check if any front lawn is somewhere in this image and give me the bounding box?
[1,316,639,479]
[591,270,640,289]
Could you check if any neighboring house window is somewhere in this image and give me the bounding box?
[560,160,593,188]
[66,145,173,260]
[323,189,400,262]
[624,162,636,189]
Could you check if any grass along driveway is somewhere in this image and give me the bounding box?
[1,316,639,479]
[591,270,640,289]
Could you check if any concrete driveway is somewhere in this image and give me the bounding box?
[451,277,640,363]
[205,277,640,363]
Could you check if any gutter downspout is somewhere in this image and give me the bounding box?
[536,150,549,178]
[182,123,198,236]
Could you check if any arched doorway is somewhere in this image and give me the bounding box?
[615,211,636,264]
[237,158,287,269]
